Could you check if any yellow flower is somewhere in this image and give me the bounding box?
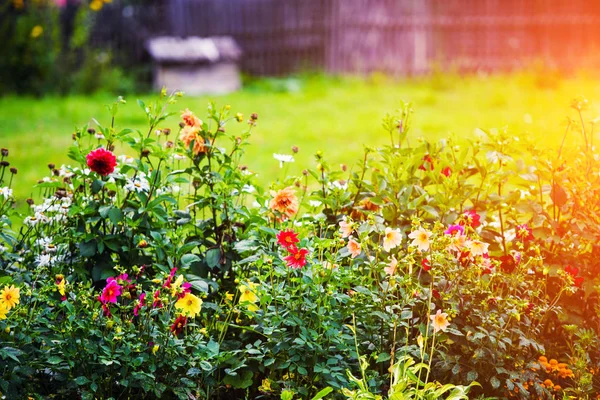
[408,227,432,252]
[0,303,8,320]
[152,344,159,355]
[225,291,234,302]
[57,279,66,296]
[90,0,103,11]
[170,274,183,297]
[430,309,450,333]
[175,293,202,318]
[238,282,258,304]
[0,285,20,310]
[259,378,272,392]
[30,25,43,39]
[383,227,402,252]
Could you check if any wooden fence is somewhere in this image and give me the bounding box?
[92,0,600,76]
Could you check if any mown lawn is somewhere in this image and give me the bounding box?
[2,72,600,201]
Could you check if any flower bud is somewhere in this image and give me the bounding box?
[87,128,96,135]
[48,163,55,170]
[9,167,17,174]
[291,145,299,153]
[1,148,8,157]
[163,128,171,136]
[141,149,151,158]
[250,113,258,120]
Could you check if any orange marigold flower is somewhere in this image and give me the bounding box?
[543,379,553,388]
[180,126,207,155]
[538,356,548,363]
[269,187,299,220]
[549,359,558,366]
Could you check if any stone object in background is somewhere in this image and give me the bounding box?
[146,36,242,95]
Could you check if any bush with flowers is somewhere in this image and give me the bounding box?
[0,93,599,399]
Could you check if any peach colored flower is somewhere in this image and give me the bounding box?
[269,187,299,220]
[384,256,397,275]
[466,240,489,257]
[430,309,450,333]
[180,125,207,155]
[383,227,402,252]
[347,238,361,258]
[339,219,353,238]
[181,108,202,127]
[447,233,467,253]
[408,227,432,252]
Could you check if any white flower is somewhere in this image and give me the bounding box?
[383,227,402,252]
[36,254,52,267]
[273,153,295,168]
[329,180,348,191]
[242,184,255,194]
[118,155,135,165]
[408,227,432,252]
[308,200,322,208]
[0,244,6,253]
[0,187,13,199]
[94,133,105,140]
[124,174,150,193]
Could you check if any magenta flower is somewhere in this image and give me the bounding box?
[177,282,192,299]
[444,224,465,236]
[100,279,122,304]
[163,267,177,288]
[134,292,146,316]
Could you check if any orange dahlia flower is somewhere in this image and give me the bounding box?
[269,187,298,219]
[180,126,207,155]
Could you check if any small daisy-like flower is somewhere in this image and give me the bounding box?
[430,309,450,333]
[273,153,295,168]
[408,227,432,252]
[0,187,13,199]
[382,227,402,252]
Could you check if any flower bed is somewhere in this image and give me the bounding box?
[0,94,598,399]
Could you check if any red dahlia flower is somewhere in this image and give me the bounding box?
[100,278,122,304]
[441,166,452,177]
[170,314,188,336]
[283,246,309,269]
[86,148,117,176]
[418,154,435,171]
[276,229,299,250]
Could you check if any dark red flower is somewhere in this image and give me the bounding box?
[283,246,309,269]
[276,229,299,250]
[170,315,188,336]
[441,166,452,177]
[461,210,481,229]
[499,255,517,273]
[418,154,435,171]
[134,292,146,316]
[152,289,162,309]
[432,289,441,300]
[421,258,431,272]
[524,302,534,315]
[162,267,177,288]
[516,224,534,241]
[86,148,117,176]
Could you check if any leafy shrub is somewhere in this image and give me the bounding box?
[0,94,599,399]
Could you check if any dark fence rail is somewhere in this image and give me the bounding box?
[91,0,600,76]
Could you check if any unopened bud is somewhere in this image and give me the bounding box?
[48,163,55,170]
[87,128,96,135]
[291,146,299,154]
[9,167,17,174]
[1,148,8,157]
[163,128,171,136]
[250,113,258,120]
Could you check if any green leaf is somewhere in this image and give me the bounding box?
[205,248,221,268]
[490,376,500,389]
[108,208,124,224]
[79,240,97,257]
[75,376,90,385]
[91,179,105,194]
[311,387,333,400]
[47,356,63,365]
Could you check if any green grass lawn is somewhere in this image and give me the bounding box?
[2,72,600,201]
